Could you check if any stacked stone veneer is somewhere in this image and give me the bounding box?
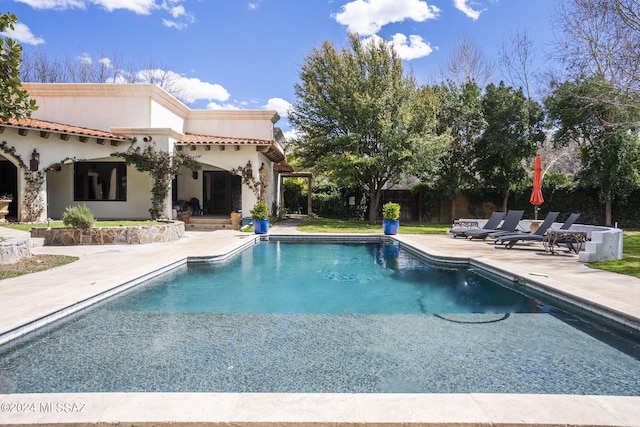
[0,237,32,265]
[31,222,185,246]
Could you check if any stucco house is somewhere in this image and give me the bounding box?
[0,83,289,224]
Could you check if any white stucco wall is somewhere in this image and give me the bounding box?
[22,84,188,134]
[46,164,152,219]
[185,110,278,139]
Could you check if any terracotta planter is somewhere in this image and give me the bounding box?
[230,212,242,228]
[178,214,190,224]
[0,200,11,223]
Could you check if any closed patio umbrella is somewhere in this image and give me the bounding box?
[529,154,544,220]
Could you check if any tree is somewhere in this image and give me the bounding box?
[499,26,537,100]
[473,82,545,211]
[439,34,495,88]
[545,76,640,225]
[112,143,200,219]
[433,79,485,220]
[0,12,37,121]
[552,0,640,112]
[289,33,442,224]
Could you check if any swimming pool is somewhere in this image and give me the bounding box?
[0,240,639,395]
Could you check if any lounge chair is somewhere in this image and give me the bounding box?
[494,211,559,248]
[497,212,580,249]
[465,210,524,240]
[450,212,505,238]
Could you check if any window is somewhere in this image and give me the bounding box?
[74,162,126,201]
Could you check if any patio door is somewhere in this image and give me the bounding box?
[203,171,242,215]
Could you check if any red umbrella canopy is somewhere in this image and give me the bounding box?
[529,155,544,207]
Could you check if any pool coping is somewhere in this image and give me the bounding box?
[1,230,640,426]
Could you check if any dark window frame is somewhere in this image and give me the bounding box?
[74,162,127,202]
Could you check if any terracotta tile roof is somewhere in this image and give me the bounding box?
[177,132,285,162]
[1,117,133,141]
[178,132,273,145]
[274,161,294,172]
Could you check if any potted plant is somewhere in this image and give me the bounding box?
[251,201,269,234]
[0,193,13,223]
[382,202,400,235]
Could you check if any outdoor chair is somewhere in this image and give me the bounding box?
[450,211,505,238]
[464,210,524,240]
[496,212,581,249]
[494,211,559,248]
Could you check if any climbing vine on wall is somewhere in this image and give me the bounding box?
[0,141,80,222]
[112,143,200,219]
[231,162,269,202]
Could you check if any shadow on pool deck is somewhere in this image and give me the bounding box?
[1,223,640,426]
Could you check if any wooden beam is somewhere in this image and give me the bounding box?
[256,146,270,153]
[110,140,121,147]
[40,131,50,139]
[0,126,5,134]
[18,129,28,136]
[204,146,211,151]
[219,146,225,151]
[96,138,105,145]
[190,145,197,151]
[234,146,240,151]
[79,136,88,143]
[176,145,183,151]
[60,134,70,141]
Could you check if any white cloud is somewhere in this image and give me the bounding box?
[178,77,230,104]
[389,33,433,60]
[283,129,299,142]
[135,69,231,104]
[0,22,46,45]
[16,0,157,13]
[248,2,259,10]
[334,0,439,36]
[78,53,93,64]
[363,33,434,60]
[453,0,484,20]
[14,0,86,10]
[16,0,196,28]
[263,98,292,118]
[93,0,157,14]
[99,57,112,67]
[206,101,241,110]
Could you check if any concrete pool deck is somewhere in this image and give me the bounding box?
[0,222,639,426]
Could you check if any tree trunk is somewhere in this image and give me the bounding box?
[605,200,612,226]
[368,190,381,224]
[450,195,457,223]
[502,188,510,212]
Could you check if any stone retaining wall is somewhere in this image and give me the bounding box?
[0,237,32,265]
[31,222,185,246]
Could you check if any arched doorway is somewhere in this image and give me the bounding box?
[0,155,18,220]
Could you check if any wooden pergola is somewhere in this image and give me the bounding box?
[279,172,313,215]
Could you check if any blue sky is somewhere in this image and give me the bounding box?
[2,0,557,134]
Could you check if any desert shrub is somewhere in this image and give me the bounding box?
[62,204,95,230]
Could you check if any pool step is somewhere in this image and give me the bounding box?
[183,216,238,231]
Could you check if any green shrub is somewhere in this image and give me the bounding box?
[250,201,269,220]
[62,204,95,230]
[382,202,401,220]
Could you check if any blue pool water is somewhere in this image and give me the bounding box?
[113,242,535,314]
[0,241,639,395]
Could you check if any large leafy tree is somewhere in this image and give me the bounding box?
[290,33,442,224]
[0,12,37,121]
[473,82,545,211]
[433,79,485,219]
[545,76,640,226]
